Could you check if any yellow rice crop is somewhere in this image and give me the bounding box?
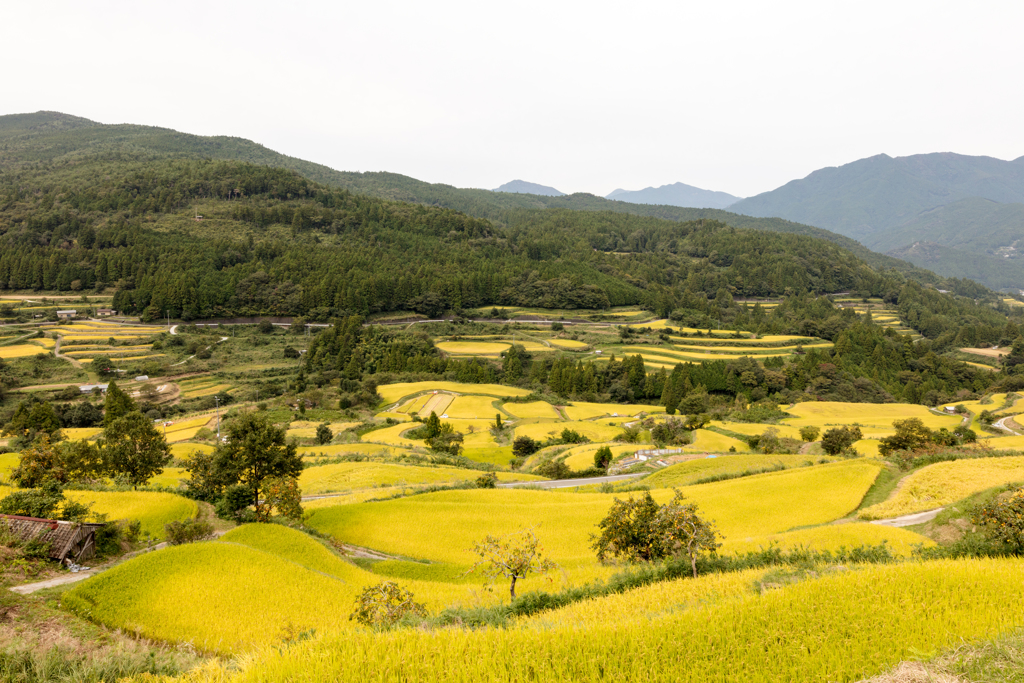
[307,461,881,583]
[720,522,933,557]
[418,392,454,417]
[853,439,881,457]
[644,453,833,488]
[549,338,588,349]
[163,415,215,433]
[360,423,425,448]
[782,401,961,437]
[285,422,360,439]
[436,341,509,355]
[503,401,561,419]
[683,429,750,453]
[0,345,48,359]
[63,525,502,653]
[166,427,210,443]
[153,558,1024,680]
[859,456,1024,520]
[300,462,543,495]
[30,337,56,348]
[182,383,231,398]
[522,567,765,629]
[63,490,197,539]
[61,427,102,440]
[377,382,531,404]
[396,394,431,414]
[443,395,500,419]
[298,443,413,458]
[0,453,19,479]
[709,421,804,440]
[561,443,639,470]
[515,420,623,443]
[169,443,215,459]
[563,401,663,420]
[147,467,187,489]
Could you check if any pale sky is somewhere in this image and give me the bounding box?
[4,0,1023,198]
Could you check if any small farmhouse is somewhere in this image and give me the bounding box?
[96,308,116,317]
[56,310,77,320]
[1,514,103,564]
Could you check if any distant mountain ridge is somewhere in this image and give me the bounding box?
[607,182,740,210]
[730,152,1024,241]
[493,179,564,196]
[727,152,1024,290]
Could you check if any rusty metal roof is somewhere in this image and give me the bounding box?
[1,514,102,562]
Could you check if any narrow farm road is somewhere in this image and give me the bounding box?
[869,508,945,528]
[498,473,645,489]
[994,415,1021,436]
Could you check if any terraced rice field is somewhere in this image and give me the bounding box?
[708,421,804,440]
[61,489,196,539]
[719,522,932,556]
[563,402,663,420]
[683,429,750,453]
[308,460,882,585]
[436,341,511,355]
[299,462,543,495]
[503,401,561,419]
[169,442,215,459]
[561,443,639,470]
[298,443,414,458]
[644,453,835,488]
[781,401,961,438]
[0,344,49,359]
[859,456,1024,520]
[377,382,532,404]
[63,524,505,653]
[285,421,361,439]
[515,420,623,443]
[61,427,102,440]
[153,558,1024,680]
[548,339,589,349]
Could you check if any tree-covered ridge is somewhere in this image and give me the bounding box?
[0,111,945,286]
[0,153,935,322]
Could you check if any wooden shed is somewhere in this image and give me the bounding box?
[1,514,103,564]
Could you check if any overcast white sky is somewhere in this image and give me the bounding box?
[4,1,1023,197]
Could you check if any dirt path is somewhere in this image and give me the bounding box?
[53,335,84,369]
[994,415,1021,436]
[869,508,945,527]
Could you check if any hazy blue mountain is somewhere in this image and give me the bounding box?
[730,152,1024,243]
[606,182,740,209]
[493,180,564,196]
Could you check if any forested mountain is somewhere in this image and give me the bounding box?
[493,180,564,196]
[0,112,939,285]
[0,111,1014,350]
[730,152,1024,241]
[728,152,1024,290]
[606,182,740,210]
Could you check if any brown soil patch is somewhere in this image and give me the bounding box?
[960,346,1009,358]
[859,661,964,682]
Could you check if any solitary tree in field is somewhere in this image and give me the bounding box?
[212,412,301,509]
[315,423,333,445]
[469,529,557,599]
[350,581,427,629]
[591,489,721,576]
[821,425,863,455]
[102,411,171,488]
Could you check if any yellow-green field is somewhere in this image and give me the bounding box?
[378,382,532,404]
[859,456,1024,520]
[563,401,663,420]
[308,460,882,587]
[781,402,961,438]
[299,461,543,495]
[0,344,49,359]
[146,558,1024,680]
[436,341,511,355]
[644,453,836,488]
[503,401,561,419]
[515,420,623,443]
[684,429,750,453]
[61,427,102,440]
[63,490,196,539]
[169,442,215,459]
